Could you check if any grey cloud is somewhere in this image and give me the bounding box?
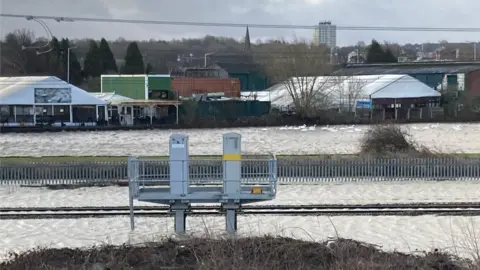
[1,0,479,45]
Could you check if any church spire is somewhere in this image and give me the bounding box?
[244,26,252,53]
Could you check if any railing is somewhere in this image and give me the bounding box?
[2,156,480,185]
[127,157,278,198]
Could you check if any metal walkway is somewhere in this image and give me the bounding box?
[128,132,278,233]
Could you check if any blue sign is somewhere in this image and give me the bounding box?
[356,100,372,109]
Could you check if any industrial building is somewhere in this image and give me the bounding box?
[336,62,480,94]
[243,74,442,120]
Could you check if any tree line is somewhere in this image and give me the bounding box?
[1,29,151,89]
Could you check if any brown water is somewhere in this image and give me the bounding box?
[0,123,477,156]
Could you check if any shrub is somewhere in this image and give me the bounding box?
[0,236,471,270]
[360,124,427,155]
[180,99,199,125]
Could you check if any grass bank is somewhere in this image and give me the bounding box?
[0,236,470,270]
[2,153,480,163]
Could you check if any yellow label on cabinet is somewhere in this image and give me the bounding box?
[222,154,242,161]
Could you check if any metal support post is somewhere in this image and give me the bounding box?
[129,183,135,231]
[169,134,189,195]
[221,133,242,234]
[223,201,240,233]
[222,133,242,195]
[128,156,138,231]
[171,201,189,234]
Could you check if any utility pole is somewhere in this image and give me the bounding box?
[67,46,77,83]
[204,52,215,67]
[474,43,477,61]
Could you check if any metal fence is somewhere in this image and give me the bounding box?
[2,156,480,185]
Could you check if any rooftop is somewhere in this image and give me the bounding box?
[212,62,263,74]
[243,74,440,109]
[336,61,480,75]
[91,92,133,104]
[115,99,182,106]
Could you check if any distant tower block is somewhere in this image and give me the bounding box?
[169,134,189,195]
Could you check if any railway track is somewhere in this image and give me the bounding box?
[2,203,480,219]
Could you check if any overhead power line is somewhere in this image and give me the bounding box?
[2,13,480,32]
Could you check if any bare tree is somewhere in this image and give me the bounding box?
[1,29,36,75]
[263,38,335,117]
[333,76,368,112]
[12,29,36,47]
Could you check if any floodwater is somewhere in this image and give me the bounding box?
[0,123,477,156]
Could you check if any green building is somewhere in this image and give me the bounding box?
[209,62,270,91]
[100,74,174,100]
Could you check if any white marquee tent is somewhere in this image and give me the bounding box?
[0,76,108,126]
[241,74,441,110]
[0,76,107,105]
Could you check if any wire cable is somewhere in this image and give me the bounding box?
[2,13,480,32]
[20,17,53,55]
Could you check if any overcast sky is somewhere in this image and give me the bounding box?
[1,0,480,46]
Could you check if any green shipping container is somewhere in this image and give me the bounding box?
[148,76,171,91]
[101,75,146,99]
[229,72,269,91]
[101,75,172,100]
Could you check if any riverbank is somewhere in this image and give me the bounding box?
[0,236,470,269]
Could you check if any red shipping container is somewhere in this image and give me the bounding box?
[171,77,241,98]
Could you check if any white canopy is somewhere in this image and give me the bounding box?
[0,76,108,105]
[91,92,134,104]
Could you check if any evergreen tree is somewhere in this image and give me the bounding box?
[366,40,386,63]
[145,63,153,74]
[68,53,83,85]
[384,48,398,63]
[98,38,118,73]
[58,38,69,79]
[46,37,63,77]
[83,40,102,78]
[50,37,62,58]
[366,40,398,64]
[122,42,144,74]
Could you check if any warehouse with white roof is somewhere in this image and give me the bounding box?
[242,74,442,120]
[0,76,108,126]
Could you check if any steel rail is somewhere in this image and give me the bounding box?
[3,209,480,220]
[2,202,480,213]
